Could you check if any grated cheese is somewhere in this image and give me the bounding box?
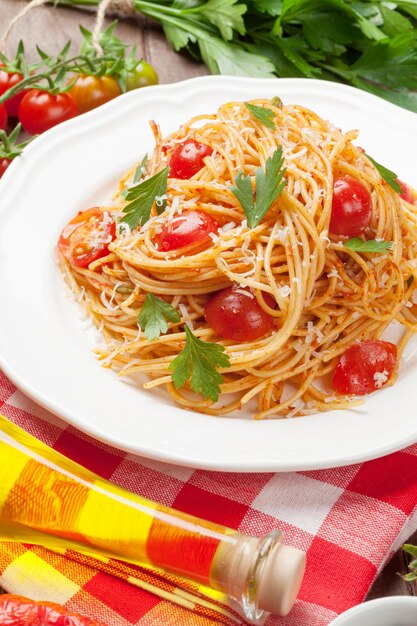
[373,370,389,388]
[277,285,292,298]
[179,303,194,331]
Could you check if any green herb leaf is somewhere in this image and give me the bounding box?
[134,153,148,183]
[344,238,393,253]
[245,102,276,129]
[169,325,230,402]
[196,0,246,41]
[365,153,402,193]
[230,146,286,228]
[198,35,276,77]
[121,167,169,230]
[351,33,417,91]
[138,294,181,340]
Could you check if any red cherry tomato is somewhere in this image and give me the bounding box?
[0,157,11,177]
[329,175,372,237]
[0,594,105,625]
[333,339,397,396]
[156,210,219,252]
[169,139,213,179]
[58,207,116,268]
[0,102,7,130]
[397,179,414,204]
[0,67,27,117]
[204,287,274,342]
[67,74,121,114]
[18,89,78,135]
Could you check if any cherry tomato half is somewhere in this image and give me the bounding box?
[18,89,78,135]
[0,157,11,178]
[156,210,219,252]
[0,103,7,130]
[329,175,372,237]
[126,61,158,90]
[68,74,121,114]
[205,287,274,342]
[398,179,414,204]
[333,339,397,396]
[58,207,116,268]
[0,67,27,117]
[169,139,213,179]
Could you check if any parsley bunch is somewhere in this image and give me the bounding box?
[58,0,417,113]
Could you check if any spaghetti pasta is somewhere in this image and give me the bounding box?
[57,99,417,419]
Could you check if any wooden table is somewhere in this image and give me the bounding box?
[1,0,417,607]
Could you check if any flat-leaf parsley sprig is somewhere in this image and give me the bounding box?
[344,238,393,253]
[121,167,169,230]
[170,326,230,402]
[245,102,276,129]
[365,154,402,194]
[138,294,181,340]
[230,146,286,228]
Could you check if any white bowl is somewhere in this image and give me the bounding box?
[329,597,417,626]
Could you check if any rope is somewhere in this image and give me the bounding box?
[92,0,136,56]
[0,0,50,54]
[0,0,137,57]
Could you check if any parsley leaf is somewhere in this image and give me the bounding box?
[169,325,230,402]
[121,167,169,230]
[133,153,148,184]
[365,154,402,193]
[197,0,246,41]
[230,146,286,228]
[138,294,181,340]
[344,238,393,253]
[245,102,276,129]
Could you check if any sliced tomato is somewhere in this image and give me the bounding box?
[169,139,213,179]
[329,175,372,237]
[397,179,414,204]
[333,339,397,395]
[58,207,116,268]
[204,287,274,341]
[156,210,219,252]
[0,594,104,625]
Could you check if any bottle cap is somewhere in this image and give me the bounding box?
[257,543,306,616]
[211,531,306,619]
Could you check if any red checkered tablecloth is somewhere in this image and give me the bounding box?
[1,369,417,626]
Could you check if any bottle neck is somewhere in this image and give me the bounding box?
[210,529,306,623]
[210,530,283,623]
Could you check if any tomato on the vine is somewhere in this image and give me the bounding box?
[333,340,397,395]
[0,67,27,117]
[0,158,11,177]
[329,175,372,237]
[169,139,213,179]
[398,179,414,204]
[68,74,121,114]
[18,89,78,135]
[0,103,7,130]
[126,61,158,90]
[156,210,219,252]
[58,207,116,268]
[205,287,275,342]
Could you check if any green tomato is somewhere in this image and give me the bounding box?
[126,61,158,90]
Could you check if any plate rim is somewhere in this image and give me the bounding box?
[1,75,417,472]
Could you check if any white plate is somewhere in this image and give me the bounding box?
[1,76,417,472]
